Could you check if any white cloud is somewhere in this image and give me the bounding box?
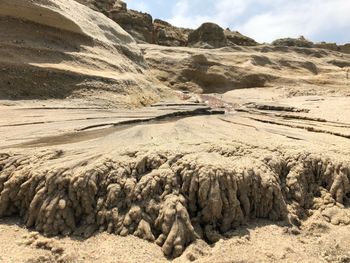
[125,1,151,13]
[213,0,250,26]
[168,0,212,28]
[240,0,350,43]
[166,0,350,44]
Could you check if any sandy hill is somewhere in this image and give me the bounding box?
[0,0,170,106]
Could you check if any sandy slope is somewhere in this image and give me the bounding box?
[0,0,172,106]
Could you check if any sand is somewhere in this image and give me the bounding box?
[1,88,349,262]
[0,0,349,262]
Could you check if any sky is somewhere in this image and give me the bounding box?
[124,0,350,44]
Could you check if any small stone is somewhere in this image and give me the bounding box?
[58,199,66,210]
[186,253,196,261]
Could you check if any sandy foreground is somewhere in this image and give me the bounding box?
[1,217,349,263]
[0,87,350,262]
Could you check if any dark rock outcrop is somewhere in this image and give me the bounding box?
[109,3,154,43]
[315,42,350,54]
[272,36,314,48]
[188,23,258,49]
[225,29,258,46]
[312,42,350,55]
[340,44,350,54]
[74,0,117,15]
[188,23,228,49]
[154,19,192,47]
[272,37,350,55]
[314,42,339,52]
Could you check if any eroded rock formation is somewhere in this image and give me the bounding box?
[108,2,154,44]
[272,36,314,48]
[0,147,349,258]
[315,43,350,54]
[75,0,116,14]
[188,23,228,49]
[273,37,350,55]
[154,19,191,47]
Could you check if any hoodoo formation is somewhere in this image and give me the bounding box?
[0,0,349,262]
